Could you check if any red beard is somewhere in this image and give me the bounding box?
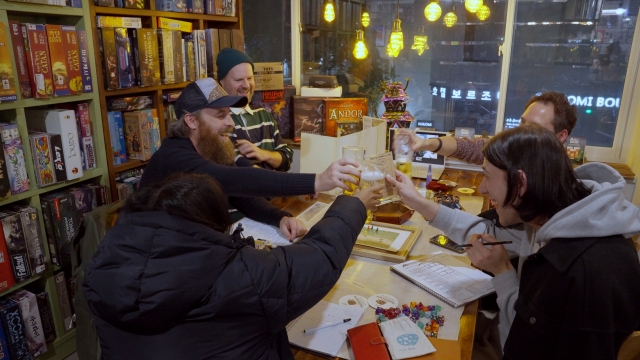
[195,119,236,166]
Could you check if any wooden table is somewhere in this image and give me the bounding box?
[272,167,489,360]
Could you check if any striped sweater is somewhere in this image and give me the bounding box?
[229,106,293,171]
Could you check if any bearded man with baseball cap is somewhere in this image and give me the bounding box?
[139,78,361,240]
[217,48,293,171]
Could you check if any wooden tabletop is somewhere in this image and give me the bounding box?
[272,167,489,360]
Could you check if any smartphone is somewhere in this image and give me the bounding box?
[429,234,465,254]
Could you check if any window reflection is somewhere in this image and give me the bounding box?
[234,0,640,147]
[300,0,507,135]
[505,0,636,147]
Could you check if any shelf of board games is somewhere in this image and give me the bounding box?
[0,0,109,358]
[89,0,243,201]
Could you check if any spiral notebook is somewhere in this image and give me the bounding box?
[390,253,495,308]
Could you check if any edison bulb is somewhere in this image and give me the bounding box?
[324,1,335,22]
[424,1,442,22]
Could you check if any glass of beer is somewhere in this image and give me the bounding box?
[394,130,414,176]
[342,145,365,196]
[360,161,385,223]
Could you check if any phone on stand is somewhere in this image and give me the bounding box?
[429,234,465,254]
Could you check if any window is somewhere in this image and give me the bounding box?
[243,0,292,85]
[240,0,639,160]
[505,0,638,148]
[299,0,509,135]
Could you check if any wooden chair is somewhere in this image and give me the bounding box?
[618,331,640,360]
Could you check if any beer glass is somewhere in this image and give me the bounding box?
[360,161,385,223]
[394,130,414,176]
[342,146,365,196]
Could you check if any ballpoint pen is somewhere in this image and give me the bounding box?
[458,241,513,248]
[303,318,351,333]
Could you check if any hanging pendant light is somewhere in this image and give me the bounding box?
[386,18,404,57]
[424,0,442,22]
[362,11,371,27]
[465,0,482,13]
[476,4,490,20]
[324,0,336,22]
[444,5,457,27]
[353,30,369,59]
[387,0,404,58]
[411,26,429,56]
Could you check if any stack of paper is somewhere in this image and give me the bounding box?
[287,300,365,357]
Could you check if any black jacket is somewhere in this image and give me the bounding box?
[140,137,318,226]
[503,235,640,360]
[83,196,366,360]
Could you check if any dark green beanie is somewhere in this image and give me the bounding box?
[216,48,254,81]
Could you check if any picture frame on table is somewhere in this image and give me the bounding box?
[353,221,421,263]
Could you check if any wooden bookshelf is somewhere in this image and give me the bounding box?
[89,0,243,201]
[0,0,109,358]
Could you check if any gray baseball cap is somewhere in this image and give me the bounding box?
[175,78,248,116]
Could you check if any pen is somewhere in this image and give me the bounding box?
[303,318,351,333]
[458,241,513,248]
[426,164,432,184]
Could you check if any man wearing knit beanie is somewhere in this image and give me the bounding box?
[217,48,293,171]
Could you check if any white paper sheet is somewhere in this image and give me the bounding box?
[296,201,330,227]
[287,301,365,357]
[230,218,291,246]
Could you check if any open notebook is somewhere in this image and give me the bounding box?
[391,253,495,308]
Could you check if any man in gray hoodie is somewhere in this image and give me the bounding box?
[387,124,640,356]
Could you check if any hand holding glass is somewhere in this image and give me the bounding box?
[360,161,385,223]
[394,130,414,176]
[342,146,365,196]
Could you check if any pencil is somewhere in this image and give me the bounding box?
[458,241,513,248]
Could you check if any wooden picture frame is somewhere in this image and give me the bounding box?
[352,221,422,263]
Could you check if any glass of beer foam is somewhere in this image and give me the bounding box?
[360,161,385,223]
[393,131,414,176]
[342,146,365,196]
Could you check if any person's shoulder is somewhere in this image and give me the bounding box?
[251,107,277,120]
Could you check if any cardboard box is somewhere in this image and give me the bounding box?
[250,86,295,139]
[8,290,47,358]
[324,98,368,137]
[61,26,83,95]
[253,62,284,91]
[133,28,161,87]
[1,123,30,194]
[301,86,342,97]
[8,21,31,99]
[157,17,193,33]
[45,24,71,96]
[300,116,387,194]
[292,96,325,141]
[77,30,94,93]
[28,132,56,187]
[24,24,53,98]
[25,109,84,180]
[0,22,18,102]
[96,16,142,28]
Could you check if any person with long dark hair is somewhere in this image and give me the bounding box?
[83,173,383,359]
[388,124,640,358]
